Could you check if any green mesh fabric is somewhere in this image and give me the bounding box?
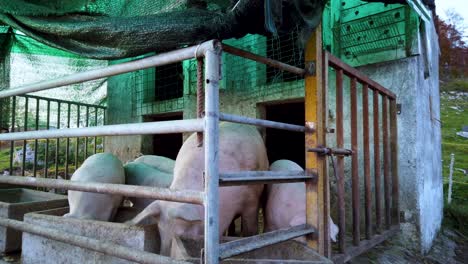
[0,0,325,59]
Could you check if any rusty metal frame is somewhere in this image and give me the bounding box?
[324,51,400,263]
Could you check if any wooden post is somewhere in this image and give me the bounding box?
[305,24,329,257]
[448,153,455,204]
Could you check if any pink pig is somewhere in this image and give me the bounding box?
[128,122,269,256]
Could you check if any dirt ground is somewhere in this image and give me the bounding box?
[350,227,467,264]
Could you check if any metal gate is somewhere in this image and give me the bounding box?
[0,95,105,179]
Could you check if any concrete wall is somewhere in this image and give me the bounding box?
[105,62,144,163]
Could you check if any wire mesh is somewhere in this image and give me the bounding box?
[132,29,306,118]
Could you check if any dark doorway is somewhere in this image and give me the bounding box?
[265,101,305,169]
[146,113,183,160]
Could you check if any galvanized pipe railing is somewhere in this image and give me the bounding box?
[0,175,204,204]
[0,119,204,141]
[203,42,222,264]
[0,218,189,264]
[219,113,311,133]
[0,41,217,99]
[0,40,326,264]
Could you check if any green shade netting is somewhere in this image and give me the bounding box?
[0,0,326,60]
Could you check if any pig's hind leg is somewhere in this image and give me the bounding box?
[240,206,259,236]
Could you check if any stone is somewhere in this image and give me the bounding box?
[456,131,468,139]
[0,188,68,253]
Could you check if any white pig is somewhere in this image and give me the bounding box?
[133,155,175,174]
[124,160,173,210]
[128,122,269,256]
[64,153,125,221]
[265,159,339,242]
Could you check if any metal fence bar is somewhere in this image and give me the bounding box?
[335,69,346,253]
[22,94,107,110]
[350,77,360,246]
[0,175,204,204]
[44,100,50,178]
[8,96,16,174]
[221,44,307,76]
[0,218,188,264]
[94,107,98,154]
[390,99,399,225]
[326,52,396,99]
[219,171,312,186]
[65,103,71,178]
[362,84,372,239]
[219,225,316,260]
[33,98,40,177]
[382,96,391,229]
[85,106,89,158]
[203,42,221,264]
[219,113,309,133]
[0,41,217,99]
[0,119,204,141]
[75,105,80,171]
[373,90,382,232]
[21,97,28,176]
[55,102,61,179]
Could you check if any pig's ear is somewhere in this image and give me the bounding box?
[168,204,202,223]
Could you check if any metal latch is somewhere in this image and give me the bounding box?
[307,147,353,157]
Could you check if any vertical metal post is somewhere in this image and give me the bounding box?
[304,25,327,256]
[373,90,381,232]
[321,51,331,257]
[65,103,71,179]
[75,105,80,171]
[85,106,89,158]
[350,77,360,246]
[203,41,221,264]
[362,84,372,239]
[389,99,399,225]
[102,107,106,150]
[382,96,391,229]
[55,102,61,179]
[33,98,39,177]
[9,96,16,174]
[335,68,346,253]
[44,100,50,178]
[94,108,98,154]
[21,97,29,176]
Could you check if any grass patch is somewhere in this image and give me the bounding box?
[441,79,468,235]
[440,79,468,93]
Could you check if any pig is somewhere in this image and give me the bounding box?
[265,159,339,242]
[128,122,269,256]
[64,153,125,221]
[133,155,175,174]
[124,159,174,210]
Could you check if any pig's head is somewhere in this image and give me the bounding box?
[128,200,204,256]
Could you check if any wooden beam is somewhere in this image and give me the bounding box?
[305,24,329,257]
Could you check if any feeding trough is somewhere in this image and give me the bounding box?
[21,207,159,264]
[0,188,68,253]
